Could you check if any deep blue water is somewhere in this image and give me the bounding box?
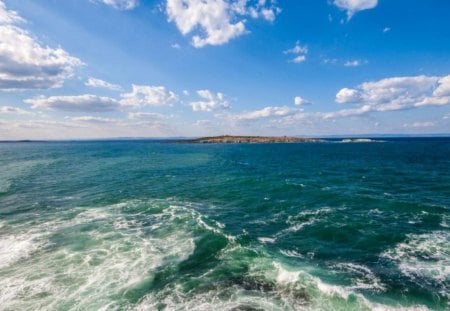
[0,138,449,310]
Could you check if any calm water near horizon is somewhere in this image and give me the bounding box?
[0,138,449,310]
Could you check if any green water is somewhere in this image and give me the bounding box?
[0,139,449,310]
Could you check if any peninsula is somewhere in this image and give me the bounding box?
[178,135,322,144]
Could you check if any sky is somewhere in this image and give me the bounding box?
[1,0,450,139]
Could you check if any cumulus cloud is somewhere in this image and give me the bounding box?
[24,95,120,112]
[336,88,362,104]
[190,90,230,112]
[85,78,122,91]
[294,96,311,106]
[330,75,450,118]
[334,0,378,19]
[120,85,178,107]
[284,41,308,63]
[233,106,299,122]
[94,0,138,10]
[433,75,450,97]
[0,1,83,91]
[166,0,280,48]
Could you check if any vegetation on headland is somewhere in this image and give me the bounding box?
[177,135,324,144]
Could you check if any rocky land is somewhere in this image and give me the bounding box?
[178,135,323,144]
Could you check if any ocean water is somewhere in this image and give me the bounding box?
[0,138,449,311]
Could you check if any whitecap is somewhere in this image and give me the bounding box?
[381,231,450,299]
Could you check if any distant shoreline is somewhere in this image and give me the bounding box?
[176,135,324,144]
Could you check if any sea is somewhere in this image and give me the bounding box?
[0,138,449,310]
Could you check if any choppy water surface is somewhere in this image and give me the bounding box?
[0,139,449,310]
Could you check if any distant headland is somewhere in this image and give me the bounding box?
[177,135,323,144]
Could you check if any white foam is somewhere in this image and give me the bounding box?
[0,200,199,310]
[258,237,276,244]
[280,249,305,259]
[0,233,48,269]
[381,231,450,299]
[333,263,386,292]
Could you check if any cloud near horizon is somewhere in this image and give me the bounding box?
[24,95,121,112]
[190,90,230,112]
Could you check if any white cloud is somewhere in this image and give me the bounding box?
[194,119,215,128]
[68,116,117,123]
[0,105,32,115]
[128,112,170,120]
[120,85,178,107]
[85,78,122,91]
[383,27,391,33]
[294,96,311,106]
[403,121,435,128]
[344,59,362,67]
[234,106,298,121]
[336,88,362,103]
[190,90,230,111]
[291,55,306,64]
[433,75,450,97]
[331,75,450,117]
[284,41,308,63]
[334,0,378,19]
[166,0,279,48]
[0,1,83,91]
[94,0,138,10]
[24,95,120,112]
[321,104,372,119]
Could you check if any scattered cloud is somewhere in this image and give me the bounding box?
[344,59,363,67]
[128,112,171,121]
[190,90,230,112]
[322,58,338,65]
[85,78,122,91]
[166,0,280,48]
[120,85,178,107]
[233,106,299,122]
[336,88,362,103]
[383,27,391,33]
[194,119,216,128]
[284,41,308,63]
[294,96,311,106]
[331,75,450,117]
[433,75,450,97]
[94,0,138,10]
[291,55,306,64]
[68,116,117,123]
[0,1,83,91]
[403,122,435,128]
[0,106,33,115]
[24,95,120,112]
[171,43,181,49]
[333,0,378,19]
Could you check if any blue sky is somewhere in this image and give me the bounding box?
[1,0,450,139]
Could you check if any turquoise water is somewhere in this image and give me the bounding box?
[0,139,449,310]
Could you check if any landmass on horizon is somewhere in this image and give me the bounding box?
[178,135,323,143]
